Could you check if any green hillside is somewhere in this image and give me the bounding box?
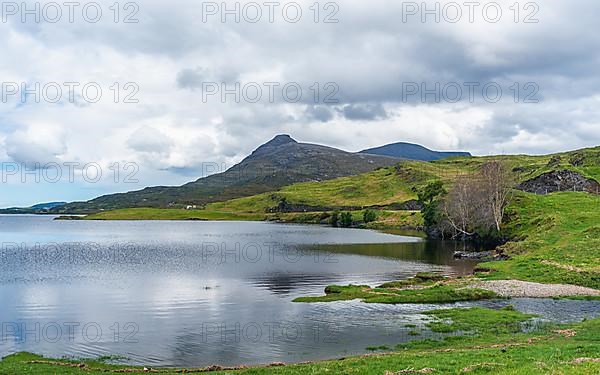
[480,192,600,288]
[211,146,600,213]
[50,135,401,213]
[86,146,600,289]
[90,145,599,219]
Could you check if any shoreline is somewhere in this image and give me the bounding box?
[468,279,600,298]
[293,275,600,305]
[3,310,600,373]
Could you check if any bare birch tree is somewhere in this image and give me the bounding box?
[443,176,479,237]
[480,161,513,232]
[442,160,513,237]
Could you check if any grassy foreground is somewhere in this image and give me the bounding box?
[2,309,599,374]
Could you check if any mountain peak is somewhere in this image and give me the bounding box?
[251,135,298,155]
[264,134,297,147]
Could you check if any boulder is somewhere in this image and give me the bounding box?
[517,170,600,195]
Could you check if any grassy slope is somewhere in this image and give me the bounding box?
[86,166,427,221]
[3,310,599,374]
[479,192,600,289]
[89,146,600,220]
[205,157,484,212]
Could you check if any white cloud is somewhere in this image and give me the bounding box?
[5,123,66,165]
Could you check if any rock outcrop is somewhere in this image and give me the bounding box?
[517,170,600,195]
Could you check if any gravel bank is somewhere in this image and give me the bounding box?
[470,280,600,298]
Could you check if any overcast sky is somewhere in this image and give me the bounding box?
[1,0,599,207]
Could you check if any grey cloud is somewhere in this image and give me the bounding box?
[2,0,600,207]
[5,131,66,167]
[176,66,241,90]
[11,1,600,105]
[176,67,207,90]
[340,103,388,121]
[305,105,334,123]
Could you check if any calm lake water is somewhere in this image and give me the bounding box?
[0,215,598,367]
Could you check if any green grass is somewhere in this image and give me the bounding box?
[378,272,447,288]
[85,207,424,230]
[366,345,391,351]
[85,208,264,221]
[255,165,422,207]
[293,283,499,304]
[478,192,600,289]
[293,273,501,304]
[3,312,599,374]
[364,210,424,229]
[424,306,535,334]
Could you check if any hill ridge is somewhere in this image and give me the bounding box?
[361,142,471,161]
[50,135,401,213]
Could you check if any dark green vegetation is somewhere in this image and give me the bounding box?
[3,311,599,374]
[366,345,391,351]
[417,180,446,228]
[362,209,378,223]
[339,211,353,227]
[0,201,66,214]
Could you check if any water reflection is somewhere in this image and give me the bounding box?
[308,241,480,281]
[0,216,597,367]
